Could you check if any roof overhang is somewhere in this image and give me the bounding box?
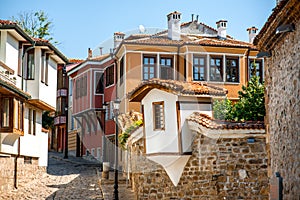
[28,99,55,111]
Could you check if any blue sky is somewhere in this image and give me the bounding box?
[1,0,275,59]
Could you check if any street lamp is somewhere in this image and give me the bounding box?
[113,98,121,200]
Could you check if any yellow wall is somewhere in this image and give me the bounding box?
[116,43,259,113]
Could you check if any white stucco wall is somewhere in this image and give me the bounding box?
[142,89,179,154]
[179,101,212,152]
[5,33,18,73]
[20,108,48,166]
[39,57,57,108]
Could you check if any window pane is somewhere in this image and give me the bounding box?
[194,58,199,65]
[200,58,204,66]
[2,98,10,127]
[166,59,171,66]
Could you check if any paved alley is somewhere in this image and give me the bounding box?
[0,152,103,200]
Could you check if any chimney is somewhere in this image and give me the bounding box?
[88,48,92,59]
[167,11,181,40]
[114,32,125,49]
[247,26,258,43]
[216,20,227,39]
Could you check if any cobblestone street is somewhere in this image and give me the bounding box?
[0,152,103,200]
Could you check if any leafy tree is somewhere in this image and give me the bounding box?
[12,11,55,42]
[231,75,265,121]
[213,98,233,120]
[42,111,54,129]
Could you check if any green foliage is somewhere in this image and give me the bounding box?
[12,11,55,42]
[42,111,54,129]
[119,119,143,149]
[231,75,265,121]
[213,76,265,122]
[213,98,233,120]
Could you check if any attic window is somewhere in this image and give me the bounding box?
[153,101,165,130]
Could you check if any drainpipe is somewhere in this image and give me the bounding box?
[14,137,20,189]
[177,45,180,80]
[245,47,251,82]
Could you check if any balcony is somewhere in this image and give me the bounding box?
[0,61,16,85]
[54,116,66,126]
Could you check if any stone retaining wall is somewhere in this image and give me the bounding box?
[129,132,268,199]
[0,156,46,191]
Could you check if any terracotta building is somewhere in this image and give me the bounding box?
[113,11,263,114]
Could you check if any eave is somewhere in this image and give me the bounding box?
[28,99,55,111]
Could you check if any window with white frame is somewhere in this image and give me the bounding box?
[143,56,156,80]
[95,72,104,94]
[210,56,223,82]
[193,56,206,81]
[226,57,239,82]
[249,59,263,83]
[160,56,173,80]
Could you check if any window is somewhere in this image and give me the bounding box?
[153,102,165,130]
[226,58,239,82]
[105,65,114,86]
[41,51,45,83]
[26,48,35,80]
[120,57,124,84]
[1,98,10,127]
[143,56,156,80]
[193,56,206,81]
[210,57,223,82]
[249,59,263,83]
[95,72,104,94]
[45,55,49,85]
[160,57,173,80]
[13,99,24,131]
[1,98,24,133]
[28,109,36,135]
[75,75,87,99]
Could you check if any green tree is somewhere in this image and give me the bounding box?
[12,11,55,42]
[42,111,54,129]
[213,98,233,120]
[231,75,265,121]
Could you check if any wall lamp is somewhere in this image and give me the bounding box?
[276,23,295,34]
[256,51,271,58]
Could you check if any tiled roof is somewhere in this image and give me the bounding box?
[0,20,17,25]
[89,53,110,61]
[128,78,227,102]
[123,29,256,49]
[188,112,265,130]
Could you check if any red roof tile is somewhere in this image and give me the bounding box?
[188,112,265,130]
[128,78,227,102]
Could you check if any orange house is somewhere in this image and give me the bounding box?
[113,11,263,114]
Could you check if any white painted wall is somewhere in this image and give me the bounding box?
[179,100,212,152]
[21,108,48,166]
[5,33,18,73]
[142,89,179,154]
[39,57,57,108]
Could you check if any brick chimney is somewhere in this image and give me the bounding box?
[167,11,181,40]
[247,26,258,43]
[216,20,227,39]
[114,32,125,49]
[88,48,92,59]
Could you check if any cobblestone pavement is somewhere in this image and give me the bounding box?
[0,152,103,200]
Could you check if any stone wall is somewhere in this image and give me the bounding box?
[264,18,300,199]
[0,156,46,191]
[129,132,268,199]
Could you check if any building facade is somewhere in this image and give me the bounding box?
[0,20,68,190]
[113,11,263,114]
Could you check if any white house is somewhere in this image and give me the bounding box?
[128,78,227,185]
[0,19,68,190]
